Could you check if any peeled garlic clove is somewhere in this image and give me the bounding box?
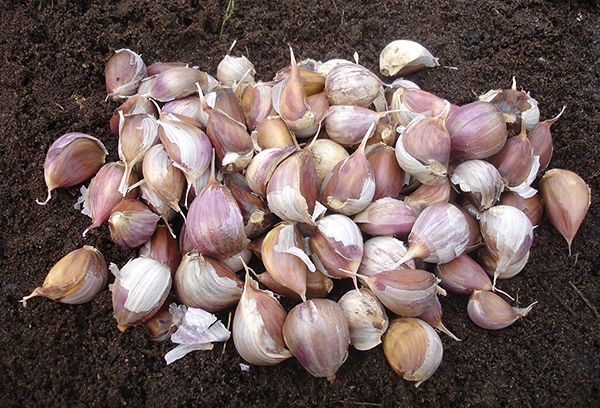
[359,236,414,277]
[321,125,376,215]
[108,198,160,250]
[21,246,107,306]
[383,317,443,387]
[82,161,139,236]
[539,169,591,255]
[404,178,452,213]
[137,67,212,102]
[467,290,536,330]
[338,288,389,351]
[309,214,364,280]
[233,265,291,366]
[139,225,181,277]
[451,160,505,211]
[353,198,417,236]
[325,63,382,107]
[380,40,439,77]
[105,48,147,101]
[311,139,349,185]
[109,257,172,332]
[446,101,507,159]
[434,253,492,295]
[174,250,243,312]
[528,106,566,172]
[498,191,544,226]
[479,205,534,286]
[362,269,441,317]
[283,299,350,383]
[142,144,186,216]
[366,143,406,200]
[37,132,108,205]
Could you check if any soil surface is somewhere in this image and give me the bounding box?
[1,0,599,407]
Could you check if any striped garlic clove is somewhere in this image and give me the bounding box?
[353,197,417,236]
[325,63,383,107]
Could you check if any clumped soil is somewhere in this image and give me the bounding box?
[1,0,599,407]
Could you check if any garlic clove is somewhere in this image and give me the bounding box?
[139,182,178,227]
[207,86,247,126]
[146,62,189,76]
[389,86,452,127]
[251,115,298,151]
[146,296,178,342]
[434,253,493,295]
[273,64,327,96]
[498,191,544,226]
[105,48,147,101]
[527,106,566,172]
[379,40,440,77]
[21,246,107,306]
[137,67,212,102]
[403,178,452,213]
[220,248,253,273]
[109,257,172,332]
[162,96,206,128]
[353,197,417,236]
[338,288,389,351]
[283,299,350,382]
[479,77,540,131]
[359,236,415,277]
[246,145,299,197]
[240,82,274,132]
[257,268,333,302]
[37,132,108,205]
[382,317,443,387]
[323,105,390,146]
[142,144,186,216]
[232,264,291,366]
[139,225,181,277]
[365,143,406,200]
[539,169,591,255]
[108,198,161,250]
[174,250,243,312]
[454,202,484,253]
[325,63,383,107]
[450,159,505,211]
[110,95,159,135]
[417,296,461,341]
[311,139,350,185]
[216,54,255,88]
[467,290,536,330]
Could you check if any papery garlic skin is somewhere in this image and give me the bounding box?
[380,40,439,77]
[383,317,443,387]
[283,299,350,383]
[21,246,107,306]
[338,289,389,351]
[37,132,108,205]
[109,257,172,332]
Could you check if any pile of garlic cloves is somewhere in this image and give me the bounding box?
[25,40,591,387]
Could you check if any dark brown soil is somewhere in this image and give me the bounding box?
[1,0,599,407]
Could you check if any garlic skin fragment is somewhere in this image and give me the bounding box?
[21,246,107,306]
[379,40,440,77]
[109,257,172,332]
[383,317,443,387]
[283,299,350,383]
[467,290,536,330]
[338,289,389,351]
[539,169,591,255]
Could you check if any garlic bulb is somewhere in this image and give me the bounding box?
[37,132,108,205]
[109,257,172,332]
[467,290,536,330]
[21,246,107,306]
[379,40,439,77]
[383,317,443,387]
[338,288,389,351]
[283,299,350,382]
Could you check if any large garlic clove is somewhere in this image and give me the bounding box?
[37,132,108,205]
[216,54,255,87]
[379,40,439,77]
[359,236,414,277]
[498,191,544,226]
[445,101,507,160]
[539,169,591,255]
[109,257,172,332]
[417,297,461,341]
[82,161,139,236]
[361,269,442,317]
[108,199,161,250]
[105,48,147,101]
[321,125,376,215]
[283,299,350,382]
[117,112,159,195]
[325,63,383,107]
[338,288,389,351]
[207,86,247,126]
[467,290,536,330]
[365,143,406,200]
[21,246,107,306]
[137,67,212,102]
[232,265,291,366]
[434,253,493,295]
[382,317,443,387]
[142,144,186,217]
[450,159,505,211]
[353,197,417,236]
[309,214,364,280]
[311,139,350,185]
[323,105,391,146]
[479,205,534,287]
[139,225,181,277]
[174,250,243,312]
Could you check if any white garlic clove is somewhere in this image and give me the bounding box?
[283,299,350,382]
[450,159,505,211]
[21,246,107,306]
[310,139,350,185]
[105,48,147,101]
[109,257,172,332]
[324,63,383,107]
[137,67,212,102]
[359,236,414,277]
[379,40,440,77]
[108,199,161,250]
[37,132,108,205]
[338,288,389,351]
[217,54,256,88]
[353,197,417,236]
[467,290,536,330]
[382,317,443,387]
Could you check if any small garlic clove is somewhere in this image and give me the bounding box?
[137,67,212,102]
[417,296,461,341]
[142,144,186,216]
[216,54,256,87]
[365,143,406,200]
[434,253,493,295]
[21,246,107,306]
[139,225,181,277]
[539,169,591,255]
[338,288,389,351]
[325,63,383,108]
[310,139,350,185]
[382,317,443,387]
[37,132,108,205]
[109,257,172,332]
[174,250,243,312]
[527,106,566,172]
[379,40,440,77]
[232,264,291,366]
[353,197,417,236]
[359,236,414,277]
[105,48,147,101]
[108,199,161,250]
[467,290,536,330]
[498,191,544,226]
[283,299,350,383]
[450,159,505,211]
